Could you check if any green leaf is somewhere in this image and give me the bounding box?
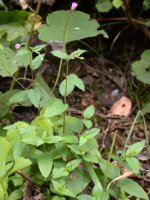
[31,53,45,70]
[126,141,145,156]
[96,0,113,13]
[59,74,85,96]
[0,48,18,77]
[28,87,41,108]
[77,194,92,200]
[45,136,64,144]
[9,90,29,104]
[0,185,4,200]
[43,101,68,118]
[38,11,102,44]
[51,50,69,60]
[15,47,31,66]
[82,119,92,129]
[0,90,19,117]
[66,159,81,171]
[59,78,74,96]
[126,157,140,174]
[65,116,83,133]
[83,105,95,119]
[143,102,150,114]
[112,0,123,8]
[9,157,32,175]
[9,189,23,200]
[69,49,87,59]
[13,142,25,159]
[0,137,10,162]
[132,49,150,84]
[22,136,44,146]
[143,0,150,10]
[30,44,46,52]
[52,167,68,178]
[52,180,75,197]
[65,169,90,197]
[79,128,100,146]
[99,159,120,179]
[38,153,53,178]
[118,178,148,200]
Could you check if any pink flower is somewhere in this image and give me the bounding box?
[15,43,21,49]
[71,2,78,10]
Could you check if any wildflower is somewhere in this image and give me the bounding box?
[15,43,21,49]
[71,2,78,10]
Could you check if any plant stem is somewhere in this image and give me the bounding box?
[0,178,10,200]
[124,110,141,150]
[63,60,69,134]
[10,0,42,90]
[104,130,117,188]
[52,11,72,93]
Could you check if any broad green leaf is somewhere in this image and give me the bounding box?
[38,153,53,178]
[0,185,4,200]
[0,10,30,42]
[79,128,99,147]
[51,50,69,60]
[99,159,120,179]
[83,152,98,163]
[96,0,113,13]
[126,157,140,174]
[22,136,44,146]
[126,141,145,156]
[143,0,150,10]
[83,105,95,119]
[45,136,64,144]
[31,53,45,70]
[0,89,19,117]
[65,169,90,197]
[15,47,31,66]
[132,49,150,84]
[38,11,103,44]
[9,188,23,200]
[0,137,10,162]
[70,74,85,91]
[9,90,29,105]
[13,142,25,159]
[0,10,29,25]
[36,73,53,97]
[59,77,74,96]
[30,44,46,52]
[143,102,150,114]
[0,48,18,77]
[59,74,85,96]
[77,194,92,200]
[9,157,32,175]
[118,178,148,200]
[52,197,65,200]
[112,0,122,8]
[43,101,68,118]
[82,119,92,129]
[66,159,81,171]
[65,116,83,133]
[52,180,75,197]
[69,49,86,59]
[28,87,41,108]
[32,116,53,135]
[52,167,68,178]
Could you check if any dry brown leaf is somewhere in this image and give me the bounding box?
[110,96,132,116]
